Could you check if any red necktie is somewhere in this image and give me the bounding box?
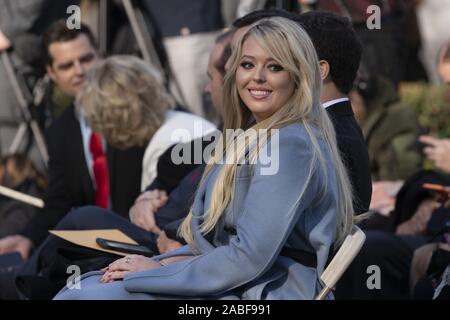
[89,132,109,208]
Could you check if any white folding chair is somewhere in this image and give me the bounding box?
[315,226,366,300]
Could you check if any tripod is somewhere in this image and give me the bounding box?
[120,0,187,106]
[1,50,48,167]
[83,0,186,105]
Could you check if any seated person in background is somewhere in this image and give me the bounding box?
[335,167,450,299]
[336,38,450,300]
[0,21,111,263]
[55,16,357,300]
[350,69,423,182]
[76,55,216,191]
[410,46,450,297]
[366,41,450,222]
[0,154,47,238]
[406,140,450,299]
[297,11,372,215]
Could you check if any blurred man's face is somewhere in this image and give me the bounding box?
[230,26,249,50]
[205,42,226,120]
[224,26,249,72]
[46,34,99,97]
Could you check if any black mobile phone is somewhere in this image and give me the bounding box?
[96,238,154,257]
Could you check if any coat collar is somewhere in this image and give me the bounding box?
[325,99,355,117]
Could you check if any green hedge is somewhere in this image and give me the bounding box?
[400,82,450,138]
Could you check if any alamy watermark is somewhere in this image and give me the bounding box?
[366,264,381,290]
[66,265,81,290]
[169,122,280,175]
[64,3,382,31]
[66,5,81,30]
[366,5,382,30]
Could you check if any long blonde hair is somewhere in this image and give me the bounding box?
[180,17,355,249]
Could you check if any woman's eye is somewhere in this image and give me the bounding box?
[240,62,254,69]
[268,64,283,72]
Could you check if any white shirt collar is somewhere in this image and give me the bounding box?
[322,97,349,109]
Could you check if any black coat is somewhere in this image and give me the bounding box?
[326,100,372,214]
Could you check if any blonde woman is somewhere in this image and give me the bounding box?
[55,17,355,300]
[77,55,216,190]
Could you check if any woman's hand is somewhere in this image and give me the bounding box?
[100,255,162,283]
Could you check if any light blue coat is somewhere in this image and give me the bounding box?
[55,123,339,300]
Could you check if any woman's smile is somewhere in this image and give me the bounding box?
[236,36,294,122]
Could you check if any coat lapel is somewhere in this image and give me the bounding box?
[325,100,354,119]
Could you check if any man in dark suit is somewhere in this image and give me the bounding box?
[298,11,372,214]
[0,21,144,298]
[0,0,80,163]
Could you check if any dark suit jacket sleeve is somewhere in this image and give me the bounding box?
[339,140,371,214]
[154,166,205,243]
[19,120,77,246]
[145,136,215,193]
[144,143,199,193]
[327,102,372,214]
[161,218,186,244]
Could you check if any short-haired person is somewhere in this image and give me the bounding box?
[55,17,355,300]
[297,11,372,214]
[0,21,108,260]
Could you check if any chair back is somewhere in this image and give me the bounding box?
[315,226,366,300]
